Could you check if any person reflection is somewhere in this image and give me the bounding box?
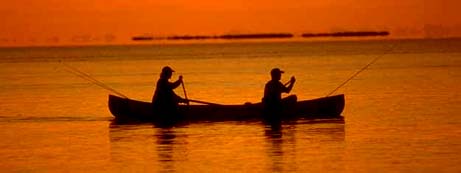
[156,128,176,163]
[264,123,284,172]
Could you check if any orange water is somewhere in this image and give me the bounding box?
[0,39,460,172]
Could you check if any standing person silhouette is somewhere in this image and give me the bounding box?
[262,68,297,122]
[152,66,188,121]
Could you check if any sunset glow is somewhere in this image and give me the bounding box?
[1,0,460,46]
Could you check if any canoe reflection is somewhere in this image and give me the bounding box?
[109,118,344,172]
[108,122,188,172]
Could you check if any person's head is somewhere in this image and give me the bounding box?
[270,68,284,81]
[160,66,174,79]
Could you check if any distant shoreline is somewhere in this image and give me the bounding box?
[302,31,389,38]
[4,37,461,49]
[132,31,389,41]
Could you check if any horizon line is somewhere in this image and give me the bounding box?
[1,36,461,49]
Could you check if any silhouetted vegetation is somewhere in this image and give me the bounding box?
[132,31,389,41]
[302,31,389,38]
[133,33,293,41]
[219,33,293,39]
[165,33,293,40]
[167,35,215,40]
[132,36,154,41]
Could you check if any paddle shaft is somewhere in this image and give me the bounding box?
[181,80,190,106]
[187,99,222,106]
[181,79,221,106]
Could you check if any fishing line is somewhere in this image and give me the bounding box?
[60,61,129,98]
[326,44,397,96]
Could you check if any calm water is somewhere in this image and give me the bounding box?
[0,39,460,172]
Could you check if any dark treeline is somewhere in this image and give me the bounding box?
[132,31,389,41]
[302,31,389,38]
[218,33,293,39]
[132,33,293,41]
[166,33,293,40]
[167,35,216,40]
[132,36,154,41]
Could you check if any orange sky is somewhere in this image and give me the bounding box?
[1,0,460,46]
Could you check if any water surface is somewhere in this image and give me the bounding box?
[0,39,460,172]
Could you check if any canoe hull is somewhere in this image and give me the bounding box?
[108,94,345,122]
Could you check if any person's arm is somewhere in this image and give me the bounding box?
[170,75,183,89]
[170,75,189,104]
[173,93,189,103]
[283,76,296,93]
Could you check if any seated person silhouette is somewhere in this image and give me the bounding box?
[152,66,188,121]
[262,68,297,122]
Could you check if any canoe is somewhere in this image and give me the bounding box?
[108,94,345,122]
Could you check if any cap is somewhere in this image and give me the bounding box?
[270,68,284,75]
[162,66,175,73]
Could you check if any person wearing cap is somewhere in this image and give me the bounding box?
[262,68,297,120]
[152,66,188,117]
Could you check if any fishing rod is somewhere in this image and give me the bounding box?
[60,61,129,98]
[326,44,396,96]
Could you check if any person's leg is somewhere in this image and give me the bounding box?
[282,95,297,117]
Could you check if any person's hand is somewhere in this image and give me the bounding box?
[178,75,183,83]
[290,76,296,83]
[180,97,189,104]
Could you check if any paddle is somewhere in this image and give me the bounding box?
[181,78,222,106]
[187,99,222,106]
[181,78,190,106]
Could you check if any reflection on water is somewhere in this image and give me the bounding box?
[154,127,190,172]
[156,128,176,163]
[265,122,285,172]
[264,119,345,172]
[109,119,344,172]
